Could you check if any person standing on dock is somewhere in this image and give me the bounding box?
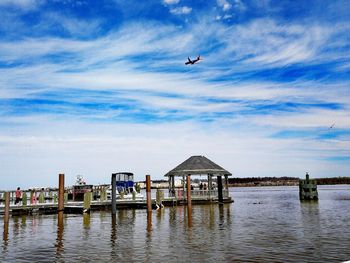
[31,190,37,204]
[15,187,22,205]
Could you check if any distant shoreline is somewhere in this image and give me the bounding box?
[227,176,350,187]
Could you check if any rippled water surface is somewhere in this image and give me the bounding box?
[1,185,350,262]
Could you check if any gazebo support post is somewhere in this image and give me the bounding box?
[168,176,172,197]
[171,175,175,197]
[217,175,223,203]
[209,174,213,190]
[224,175,229,198]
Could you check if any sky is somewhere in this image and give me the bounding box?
[0,0,350,189]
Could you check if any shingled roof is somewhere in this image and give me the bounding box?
[165,155,232,177]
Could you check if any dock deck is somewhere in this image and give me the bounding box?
[0,195,233,216]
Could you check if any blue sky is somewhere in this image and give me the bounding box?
[1,0,350,189]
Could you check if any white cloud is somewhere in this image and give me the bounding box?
[163,0,180,5]
[217,0,232,11]
[0,0,42,10]
[170,6,192,15]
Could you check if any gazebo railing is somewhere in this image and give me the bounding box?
[168,189,229,199]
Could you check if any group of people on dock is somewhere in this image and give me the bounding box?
[199,182,208,191]
[14,187,40,205]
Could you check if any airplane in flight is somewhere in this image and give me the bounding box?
[185,55,203,65]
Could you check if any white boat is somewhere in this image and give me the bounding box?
[107,172,144,200]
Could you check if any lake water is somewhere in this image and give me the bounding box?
[1,185,350,262]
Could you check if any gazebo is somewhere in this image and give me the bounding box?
[164,155,232,202]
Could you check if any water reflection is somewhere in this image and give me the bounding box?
[21,215,27,228]
[187,206,192,228]
[83,213,90,229]
[145,211,153,263]
[111,214,117,260]
[218,204,232,230]
[2,222,9,254]
[0,186,349,262]
[218,204,224,228]
[147,211,152,232]
[13,216,20,238]
[55,212,64,260]
[300,201,323,258]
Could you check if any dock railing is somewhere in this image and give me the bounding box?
[167,189,229,200]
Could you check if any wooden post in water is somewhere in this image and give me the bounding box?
[4,192,10,224]
[186,175,192,210]
[146,174,152,213]
[39,191,45,203]
[111,173,117,215]
[83,192,91,213]
[186,174,193,227]
[58,174,65,212]
[64,193,68,203]
[217,175,223,203]
[22,192,27,206]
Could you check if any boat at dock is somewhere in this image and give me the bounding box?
[71,175,93,201]
[107,172,144,200]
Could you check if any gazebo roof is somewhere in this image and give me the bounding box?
[164,155,232,177]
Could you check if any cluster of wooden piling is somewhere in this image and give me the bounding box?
[2,173,205,230]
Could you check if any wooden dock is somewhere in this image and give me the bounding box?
[0,196,233,216]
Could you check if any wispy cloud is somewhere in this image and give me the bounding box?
[0,0,42,11]
[163,0,180,5]
[217,0,232,11]
[170,6,192,15]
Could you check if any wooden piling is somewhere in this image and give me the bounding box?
[83,192,91,212]
[4,192,10,224]
[217,175,223,203]
[146,174,152,213]
[39,192,45,203]
[3,220,9,242]
[64,193,68,204]
[186,175,192,210]
[186,175,193,227]
[111,173,117,215]
[58,174,65,212]
[22,192,28,206]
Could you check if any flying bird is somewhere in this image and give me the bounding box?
[185,55,203,65]
[329,123,335,129]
